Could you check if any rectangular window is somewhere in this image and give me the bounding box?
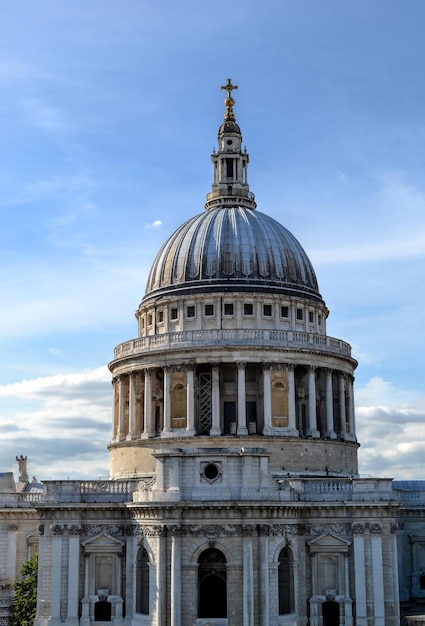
[296,308,303,321]
[224,303,234,315]
[226,158,234,178]
[318,314,322,325]
[244,303,253,315]
[308,311,314,323]
[281,306,289,318]
[148,314,153,326]
[187,305,195,318]
[157,310,164,323]
[263,304,272,317]
[205,304,214,316]
[170,308,178,320]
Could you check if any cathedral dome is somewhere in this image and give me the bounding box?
[143,205,323,304]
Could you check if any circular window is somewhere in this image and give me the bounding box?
[204,463,219,481]
[226,139,233,145]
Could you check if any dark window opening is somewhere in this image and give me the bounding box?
[170,308,178,320]
[308,311,314,323]
[263,304,272,317]
[223,401,236,435]
[318,314,322,325]
[420,575,425,590]
[205,304,214,316]
[198,548,227,618]
[224,303,233,315]
[226,158,233,178]
[322,600,340,626]
[95,601,112,622]
[204,463,219,481]
[278,547,294,615]
[157,311,164,323]
[136,547,150,615]
[187,305,195,318]
[147,314,153,326]
[296,308,303,321]
[244,303,253,315]
[281,306,289,318]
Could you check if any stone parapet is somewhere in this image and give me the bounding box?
[113,329,352,360]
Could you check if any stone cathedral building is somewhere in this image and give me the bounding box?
[2,80,425,626]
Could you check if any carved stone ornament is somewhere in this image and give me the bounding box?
[137,476,156,492]
[351,523,366,535]
[51,524,64,536]
[369,523,383,535]
[68,524,81,536]
[81,524,122,536]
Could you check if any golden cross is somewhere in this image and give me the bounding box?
[221,78,238,99]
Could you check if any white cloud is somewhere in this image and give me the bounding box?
[356,377,425,479]
[0,367,111,480]
[144,220,163,229]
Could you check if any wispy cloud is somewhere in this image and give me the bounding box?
[145,220,163,229]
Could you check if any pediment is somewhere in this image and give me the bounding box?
[308,532,351,553]
[409,525,425,541]
[82,531,124,554]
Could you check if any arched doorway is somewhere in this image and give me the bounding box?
[322,600,340,626]
[198,548,227,618]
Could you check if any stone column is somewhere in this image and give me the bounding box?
[124,534,135,622]
[6,524,18,581]
[186,364,196,436]
[308,366,319,438]
[50,524,64,623]
[339,374,346,437]
[370,524,385,626]
[391,524,401,625]
[352,524,367,626]
[35,525,47,625]
[162,367,171,434]
[243,528,255,626]
[262,365,272,435]
[210,364,221,436]
[118,376,126,441]
[237,362,248,435]
[325,369,336,439]
[112,379,118,442]
[348,375,356,437]
[157,528,167,625]
[259,527,270,626]
[67,525,80,625]
[171,528,181,626]
[287,365,299,436]
[142,369,153,438]
[127,372,136,440]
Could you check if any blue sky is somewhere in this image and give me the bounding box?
[1,1,425,480]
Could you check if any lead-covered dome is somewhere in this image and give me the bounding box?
[143,205,323,304]
[142,79,324,307]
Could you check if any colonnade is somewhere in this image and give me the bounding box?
[111,363,356,443]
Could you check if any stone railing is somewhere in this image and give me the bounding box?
[80,480,137,495]
[113,329,352,359]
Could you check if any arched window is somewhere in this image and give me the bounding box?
[136,546,149,615]
[198,548,227,618]
[278,546,294,615]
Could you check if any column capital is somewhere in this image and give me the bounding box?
[352,522,366,535]
[236,361,247,369]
